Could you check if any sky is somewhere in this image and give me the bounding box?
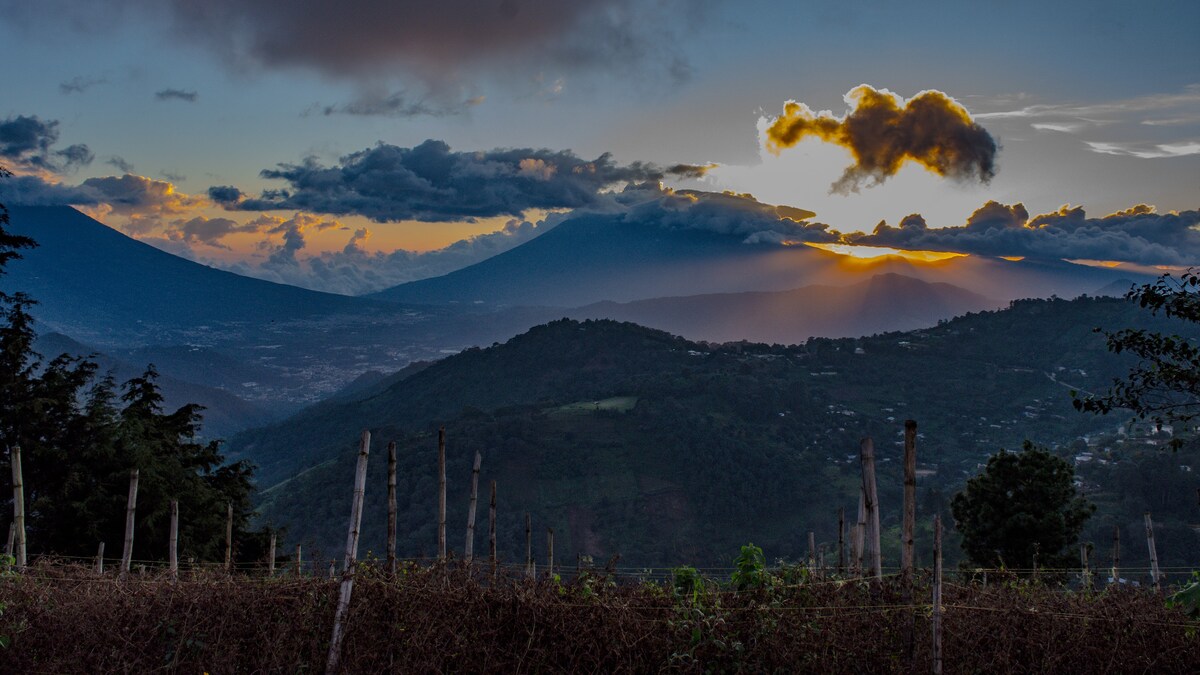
[1,0,1197,295]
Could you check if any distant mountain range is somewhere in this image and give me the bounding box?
[370,209,1152,308]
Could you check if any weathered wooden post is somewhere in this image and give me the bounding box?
[1144,512,1161,589]
[169,499,179,581]
[932,515,943,675]
[268,532,277,576]
[464,450,482,563]
[525,512,534,578]
[95,541,105,574]
[902,420,918,666]
[326,429,371,675]
[295,544,302,576]
[546,527,554,576]
[837,507,845,575]
[1080,543,1091,590]
[437,427,447,561]
[808,531,816,573]
[854,490,866,575]
[860,438,882,580]
[225,501,233,575]
[1111,525,1120,585]
[489,480,497,574]
[387,440,397,576]
[120,469,139,579]
[11,446,26,569]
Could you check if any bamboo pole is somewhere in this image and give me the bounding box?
[120,469,139,578]
[525,512,533,578]
[546,527,554,577]
[1144,512,1161,589]
[1080,543,1091,590]
[437,427,446,561]
[488,480,497,574]
[10,446,26,569]
[854,490,866,575]
[1111,525,1120,585]
[268,533,277,576]
[932,515,943,675]
[902,420,917,578]
[95,542,105,574]
[169,499,179,581]
[325,429,371,675]
[464,451,482,563]
[224,501,233,575]
[860,438,882,580]
[837,507,845,575]
[387,440,397,576]
[295,544,302,576]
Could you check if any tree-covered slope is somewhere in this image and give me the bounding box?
[240,297,1200,571]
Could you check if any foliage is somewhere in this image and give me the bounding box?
[1168,572,1200,619]
[1075,269,1200,431]
[730,543,767,591]
[951,442,1095,576]
[0,165,37,292]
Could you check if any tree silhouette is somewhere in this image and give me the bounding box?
[951,442,1094,576]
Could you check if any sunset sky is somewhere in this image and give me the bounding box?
[1,0,1197,294]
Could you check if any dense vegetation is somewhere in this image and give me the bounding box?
[237,297,1200,572]
[0,561,1194,673]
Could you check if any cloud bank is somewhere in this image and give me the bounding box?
[0,115,93,173]
[764,85,998,194]
[214,139,707,222]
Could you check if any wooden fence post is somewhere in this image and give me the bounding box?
[1111,525,1120,585]
[546,527,554,577]
[525,512,534,578]
[837,507,845,575]
[489,480,497,575]
[11,446,26,569]
[325,429,371,675]
[860,438,882,581]
[120,469,139,579]
[437,427,446,561]
[169,499,179,581]
[1144,512,1161,589]
[932,514,943,675]
[268,532,277,576]
[387,440,397,576]
[95,541,105,574]
[465,451,482,563]
[225,501,233,575]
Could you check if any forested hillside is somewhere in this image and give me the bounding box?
[238,296,1200,570]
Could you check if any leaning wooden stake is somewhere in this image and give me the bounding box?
[1144,512,1161,589]
[488,480,497,574]
[860,438,882,580]
[268,532,277,576]
[169,499,179,581]
[224,501,233,575]
[387,440,397,576]
[325,429,371,675]
[902,420,918,666]
[1111,525,1120,585]
[525,512,534,578]
[11,446,26,569]
[437,427,447,561]
[837,507,845,575]
[95,541,105,574]
[120,469,139,578]
[464,451,482,563]
[932,515,943,675]
[546,527,555,576]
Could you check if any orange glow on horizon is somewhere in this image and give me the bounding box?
[805,242,968,263]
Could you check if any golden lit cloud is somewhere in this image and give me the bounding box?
[764,85,998,193]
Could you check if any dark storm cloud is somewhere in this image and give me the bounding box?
[219,139,671,221]
[845,201,1200,265]
[5,1,701,86]
[207,185,243,204]
[765,85,998,194]
[0,115,92,172]
[155,88,198,102]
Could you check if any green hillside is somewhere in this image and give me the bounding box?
[239,296,1200,572]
